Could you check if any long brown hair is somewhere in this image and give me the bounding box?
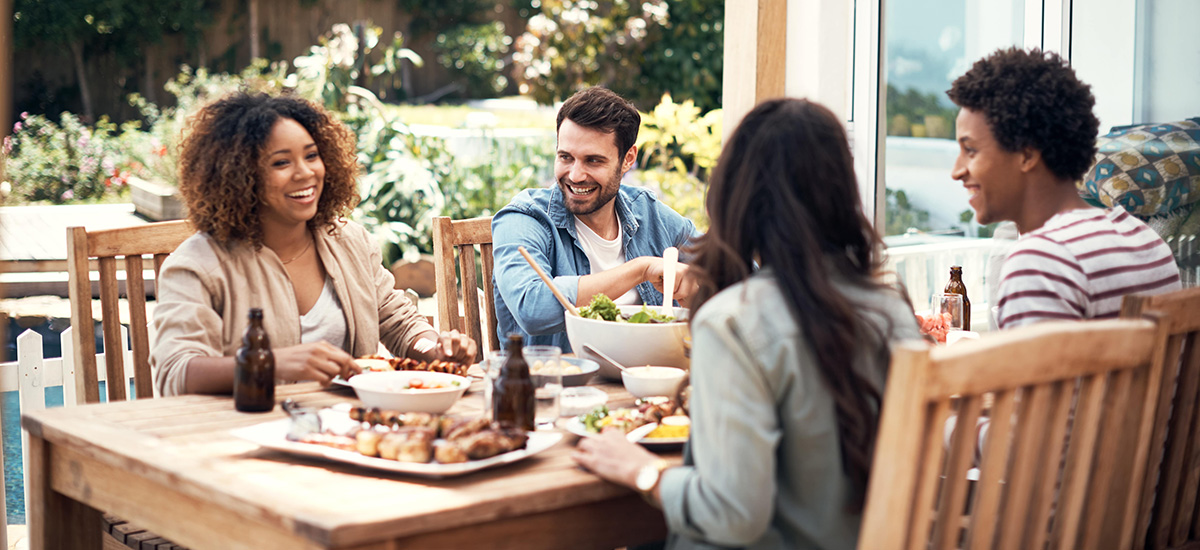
[688,98,890,511]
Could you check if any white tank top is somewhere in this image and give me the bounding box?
[573,217,642,305]
[299,277,348,351]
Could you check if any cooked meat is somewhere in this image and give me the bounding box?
[433,441,469,464]
[459,429,528,460]
[444,417,492,442]
[355,430,385,457]
[394,427,436,463]
[297,433,357,452]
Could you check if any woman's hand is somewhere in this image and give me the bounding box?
[571,428,662,490]
[273,341,360,385]
[413,329,478,364]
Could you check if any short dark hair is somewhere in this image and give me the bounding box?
[948,47,1099,182]
[178,92,359,246]
[556,87,641,158]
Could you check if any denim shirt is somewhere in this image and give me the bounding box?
[491,184,698,351]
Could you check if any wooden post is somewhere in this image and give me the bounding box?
[721,0,787,141]
[1,0,12,183]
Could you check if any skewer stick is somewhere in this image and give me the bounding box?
[518,246,582,317]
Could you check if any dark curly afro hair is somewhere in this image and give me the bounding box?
[177,92,360,247]
[948,47,1099,182]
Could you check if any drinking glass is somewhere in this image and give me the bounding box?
[480,350,506,418]
[931,293,965,331]
[524,345,563,429]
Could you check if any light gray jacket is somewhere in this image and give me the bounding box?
[660,269,921,550]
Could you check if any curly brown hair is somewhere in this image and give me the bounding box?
[177,92,360,246]
[947,47,1099,182]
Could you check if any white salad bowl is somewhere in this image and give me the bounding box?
[347,370,469,413]
[566,305,690,379]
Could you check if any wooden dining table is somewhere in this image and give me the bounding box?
[21,378,679,550]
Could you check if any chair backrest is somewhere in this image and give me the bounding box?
[432,216,498,362]
[1121,287,1200,550]
[860,319,1168,550]
[66,220,193,404]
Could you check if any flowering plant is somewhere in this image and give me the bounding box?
[3,111,133,204]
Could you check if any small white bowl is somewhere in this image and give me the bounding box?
[347,370,469,413]
[559,386,610,416]
[621,366,687,399]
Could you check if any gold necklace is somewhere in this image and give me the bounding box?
[281,237,313,265]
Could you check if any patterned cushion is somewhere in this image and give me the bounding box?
[1078,117,1200,217]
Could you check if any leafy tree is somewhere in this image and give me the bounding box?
[633,0,722,113]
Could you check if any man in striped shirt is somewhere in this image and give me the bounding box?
[948,48,1180,330]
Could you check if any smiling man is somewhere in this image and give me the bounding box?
[491,87,698,350]
[948,48,1180,330]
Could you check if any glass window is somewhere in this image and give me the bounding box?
[882,0,1024,239]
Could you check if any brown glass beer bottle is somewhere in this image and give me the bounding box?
[235,308,276,412]
[493,334,535,431]
[945,266,972,331]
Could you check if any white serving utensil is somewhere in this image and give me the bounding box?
[626,422,659,443]
[662,246,679,317]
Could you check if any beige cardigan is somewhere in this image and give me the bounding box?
[151,219,433,396]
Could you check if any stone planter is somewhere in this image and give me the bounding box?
[129,176,186,221]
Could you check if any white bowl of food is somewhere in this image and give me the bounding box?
[621,366,688,399]
[566,303,690,380]
[347,371,469,413]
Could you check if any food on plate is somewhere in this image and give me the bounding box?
[530,360,583,375]
[354,355,469,377]
[579,397,688,439]
[302,406,527,464]
[578,294,678,324]
[916,312,954,343]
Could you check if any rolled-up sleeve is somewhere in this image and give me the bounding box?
[659,311,781,546]
[492,210,579,335]
[151,256,226,397]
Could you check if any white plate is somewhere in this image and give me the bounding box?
[563,416,687,449]
[231,417,563,478]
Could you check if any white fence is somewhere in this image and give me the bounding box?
[0,326,140,533]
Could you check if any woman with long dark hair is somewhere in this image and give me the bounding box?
[572,98,920,549]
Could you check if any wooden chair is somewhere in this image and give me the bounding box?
[860,319,1168,550]
[1122,287,1200,550]
[432,216,499,361]
[66,220,192,404]
[65,220,193,550]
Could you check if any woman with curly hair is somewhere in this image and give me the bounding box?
[151,92,476,396]
[572,99,920,549]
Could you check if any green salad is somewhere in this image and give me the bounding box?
[577,294,676,323]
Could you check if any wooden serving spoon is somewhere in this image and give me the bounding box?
[518,245,581,317]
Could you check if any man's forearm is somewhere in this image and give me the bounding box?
[575,256,652,306]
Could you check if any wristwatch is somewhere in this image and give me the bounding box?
[635,459,672,502]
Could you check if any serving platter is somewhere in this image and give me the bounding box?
[563,416,687,450]
[231,411,562,478]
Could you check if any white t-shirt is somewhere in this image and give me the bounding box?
[299,277,348,350]
[574,217,642,305]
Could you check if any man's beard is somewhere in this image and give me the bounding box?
[560,167,621,216]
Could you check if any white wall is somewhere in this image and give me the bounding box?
[1139,0,1200,123]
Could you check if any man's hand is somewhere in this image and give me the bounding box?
[645,260,698,308]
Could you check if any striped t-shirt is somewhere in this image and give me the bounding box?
[995,207,1181,330]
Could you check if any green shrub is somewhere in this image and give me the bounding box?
[3,111,131,204]
[636,94,721,230]
[434,21,513,98]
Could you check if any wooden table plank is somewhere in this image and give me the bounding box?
[23,381,673,549]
